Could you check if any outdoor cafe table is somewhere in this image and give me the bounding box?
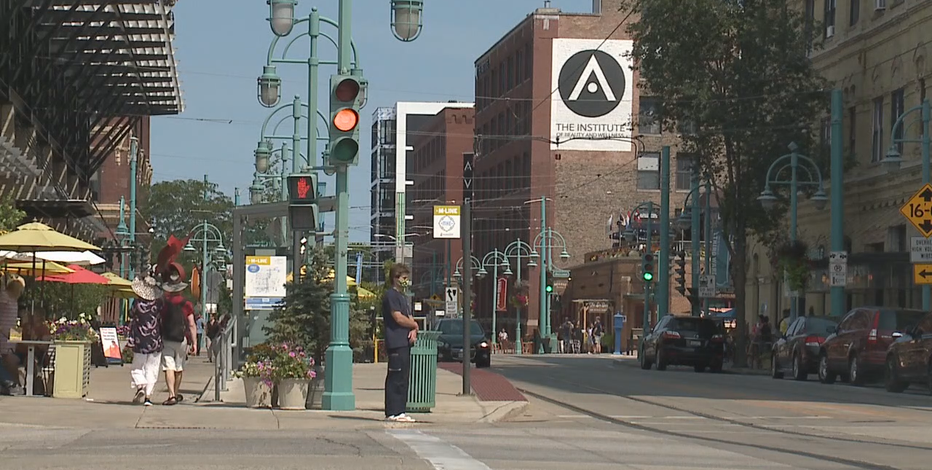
[10,339,53,397]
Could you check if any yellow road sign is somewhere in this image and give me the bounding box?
[900,184,932,237]
[914,264,932,285]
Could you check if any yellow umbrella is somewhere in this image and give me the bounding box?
[0,222,100,252]
[102,272,132,288]
[357,286,376,299]
[285,270,358,286]
[2,260,74,276]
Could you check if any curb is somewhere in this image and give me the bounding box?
[477,401,530,424]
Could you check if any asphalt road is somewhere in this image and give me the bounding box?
[3,355,932,469]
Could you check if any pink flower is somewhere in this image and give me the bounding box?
[289,351,296,358]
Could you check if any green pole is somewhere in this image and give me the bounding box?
[202,175,210,328]
[829,90,845,318]
[789,147,799,322]
[322,0,356,411]
[644,202,653,332]
[538,198,548,354]
[491,253,499,345]
[703,179,711,314]
[922,99,931,310]
[658,146,671,315]
[129,137,138,275]
[515,241,523,354]
[690,157,701,316]
[307,8,320,172]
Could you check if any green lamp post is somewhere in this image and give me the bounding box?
[757,142,828,323]
[530,227,570,354]
[480,249,511,346]
[504,239,537,354]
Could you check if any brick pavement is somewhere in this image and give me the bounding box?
[438,363,526,402]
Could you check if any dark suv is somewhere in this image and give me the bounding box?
[639,315,725,372]
[884,311,932,393]
[818,307,927,385]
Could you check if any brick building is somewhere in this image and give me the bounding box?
[93,117,154,241]
[409,107,475,298]
[470,1,686,339]
[746,0,932,319]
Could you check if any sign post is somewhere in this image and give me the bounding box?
[829,251,848,287]
[444,286,458,318]
[698,274,715,298]
[901,184,932,299]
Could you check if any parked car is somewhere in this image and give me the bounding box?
[433,318,491,368]
[639,315,725,372]
[818,307,927,385]
[772,316,838,381]
[884,311,932,393]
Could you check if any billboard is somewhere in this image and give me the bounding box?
[244,255,287,310]
[550,38,635,152]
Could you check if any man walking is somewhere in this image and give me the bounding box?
[159,262,197,406]
[382,263,418,423]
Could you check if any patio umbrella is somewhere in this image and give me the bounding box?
[0,250,105,266]
[0,222,100,252]
[2,260,74,276]
[102,272,135,298]
[37,265,111,318]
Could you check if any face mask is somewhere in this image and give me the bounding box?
[170,273,180,282]
[399,278,410,290]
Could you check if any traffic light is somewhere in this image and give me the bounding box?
[641,253,655,282]
[545,274,554,294]
[287,173,320,232]
[674,251,687,295]
[328,74,364,165]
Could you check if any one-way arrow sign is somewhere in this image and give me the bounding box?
[914,264,932,285]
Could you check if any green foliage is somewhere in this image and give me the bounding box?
[264,247,333,363]
[144,179,233,264]
[626,0,830,366]
[0,195,25,233]
[42,283,110,320]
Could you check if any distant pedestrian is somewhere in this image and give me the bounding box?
[382,263,418,423]
[592,318,604,354]
[127,274,163,406]
[194,313,204,356]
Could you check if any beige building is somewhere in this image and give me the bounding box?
[746,0,932,321]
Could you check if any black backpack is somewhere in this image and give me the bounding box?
[162,300,188,343]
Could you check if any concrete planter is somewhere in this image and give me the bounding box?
[242,376,272,408]
[277,378,309,410]
[52,341,91,399]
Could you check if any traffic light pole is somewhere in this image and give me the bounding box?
[538,198,549,354]
[658,146,671,316]
[690,158,701,317]
[322,0,356,411]
[643,203,653,334]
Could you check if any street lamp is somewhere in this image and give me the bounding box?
[758,142,828,322]
[268,0,297,37]
[532,227,571,353]
[481,249,511,346]
[257,66,282,108]
[390,0,424,42]
[254,140,272,173]
[504,239,535,354]
[881,98,931,310]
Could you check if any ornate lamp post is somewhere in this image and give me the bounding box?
[480,249,511,346]
[531,227,570,353]
[183,221,227,351]
[757,142,828,323]
[504,239,537,354]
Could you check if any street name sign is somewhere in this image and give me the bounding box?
[445,286,459,317]
[433,205,461,239]
[829,251,848,287]
[698,274,715,298]
[914,264,932,285]
[900,184,932,237]
[910,237,932,263]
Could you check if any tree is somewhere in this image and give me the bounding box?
[625,0,829,366]
[265,247,333,362]
[41,283,110,320]
[0,195,26,234]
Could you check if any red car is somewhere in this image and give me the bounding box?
[818,307,927,385]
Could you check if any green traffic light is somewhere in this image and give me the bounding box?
[643,272,654,282]
[545,285,553,293]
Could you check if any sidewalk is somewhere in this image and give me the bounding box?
[200,363,528,426]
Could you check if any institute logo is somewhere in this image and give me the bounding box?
[557,49,626,118]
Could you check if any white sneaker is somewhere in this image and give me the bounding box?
[387,413,416,423]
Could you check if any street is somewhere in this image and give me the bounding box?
[3,355,932,469]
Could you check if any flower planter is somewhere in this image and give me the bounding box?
[305,368,324,410]
[52,341,92,399]
[277,378,309,410]
[242,376,273,408]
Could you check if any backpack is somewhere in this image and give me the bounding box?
[593,323,603,336]
[162,299,188,343]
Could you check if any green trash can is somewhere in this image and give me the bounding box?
[407,330,441,413]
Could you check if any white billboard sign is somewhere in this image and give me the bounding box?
[550,38,634,152]
[244,255,288,299]
[433,205,461,239]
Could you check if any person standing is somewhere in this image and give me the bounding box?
[194,313,204,356]
[159,262,197,406]
[592,317,604,354]
[382,263,418,423]
[127,274,163,406]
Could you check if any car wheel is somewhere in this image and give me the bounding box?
[639,348,652,370]
[655,348,667,371]
[884,356,908,393]
[771,351,784,379]
[848,353,864,386]
[818,353,836,384]
[792,353,808,381]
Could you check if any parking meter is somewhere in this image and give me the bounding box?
[613,312,626,356]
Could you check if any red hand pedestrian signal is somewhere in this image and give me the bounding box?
[296,177,310,199]
[287,174,318,205]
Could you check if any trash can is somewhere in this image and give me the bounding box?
[407,330,441,413]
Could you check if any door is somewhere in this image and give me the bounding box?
[643,316,669,358]
[776,318,803,369]
[902,313,932,379]
[827,310,858,370]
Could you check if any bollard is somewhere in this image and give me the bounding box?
[613,312,626,356]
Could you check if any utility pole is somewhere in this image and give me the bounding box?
[129,137,138,276]
[461,149,475,395]
[657,146,671,315]
[690,156,701,316]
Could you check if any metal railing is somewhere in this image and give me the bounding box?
[213,322,235,402]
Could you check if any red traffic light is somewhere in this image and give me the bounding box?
[644,253,654,262]
[333,108,359,132]
[335,78,360,102]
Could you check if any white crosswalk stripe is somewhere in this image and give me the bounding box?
[388,429,492,470]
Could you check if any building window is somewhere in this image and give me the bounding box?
[525,43,533,79]
[848,106,856,160]
[871,96,884,163]
[515,50,523,84]
[638,97,661,135]
[891,88,905,155]
[824,0,836,38]
[379,119,396,145]
[849,0,859,26]
[675,156,693,191]
[637,153,660,190]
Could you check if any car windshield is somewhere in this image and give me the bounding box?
[878,309,927,331]
[438,320,484,335]
[671,318,721,337]
[803,317,837,336]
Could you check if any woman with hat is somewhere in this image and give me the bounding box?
[127,273,163,406]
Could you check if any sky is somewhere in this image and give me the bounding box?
[149,0,594,242]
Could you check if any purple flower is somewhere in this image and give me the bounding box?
[289,351,296,358]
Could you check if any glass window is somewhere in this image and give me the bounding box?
[871,96,884,163]
[803,317,838,336]
[637,153,660,190]
[638,97,661,135]
[849,0,859,26]
[878,309,925,330]
[787,318,804,336]
[823,0,836,37]
[675,156,693,191]
[891,88,905,155]
[916,313,932,334]
[438,319,484,335]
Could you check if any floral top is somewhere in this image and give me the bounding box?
[128,298,163,355]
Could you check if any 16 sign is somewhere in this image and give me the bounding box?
[829,251,847,287]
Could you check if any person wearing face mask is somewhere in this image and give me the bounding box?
[382,263,419,423]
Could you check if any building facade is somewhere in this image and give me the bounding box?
[409,107,475,298]
[368,101,473,284]
[471,1,686,339]
[746,0,932,319]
